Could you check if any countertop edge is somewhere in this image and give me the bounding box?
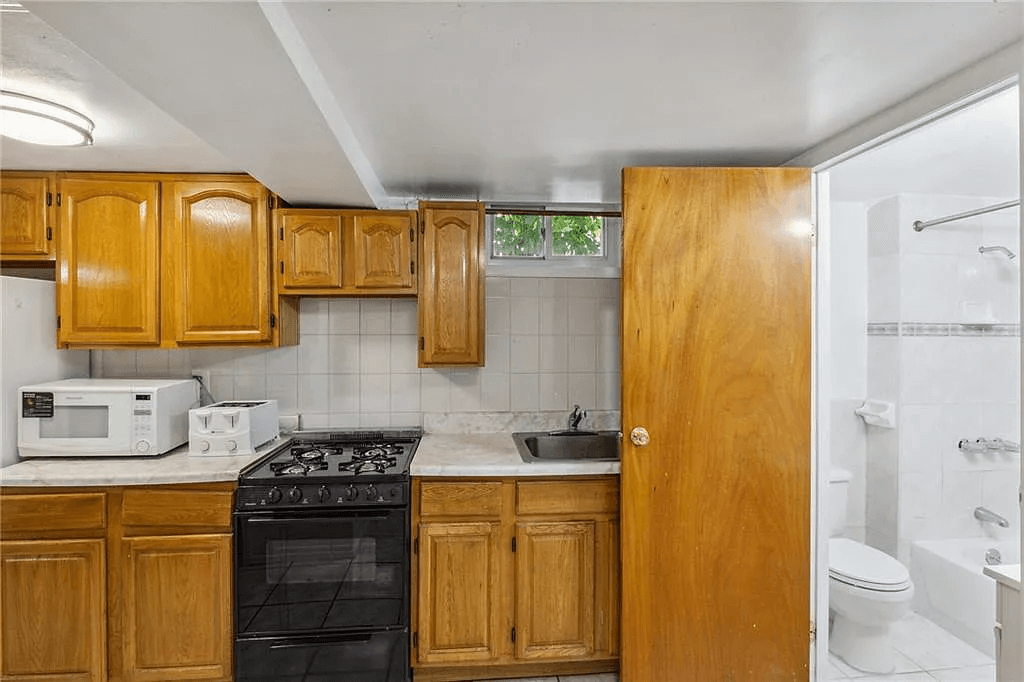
[983,564,1022,591]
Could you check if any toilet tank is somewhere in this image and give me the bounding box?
[827,466,852,537]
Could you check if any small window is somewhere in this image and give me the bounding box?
[489,209,614,261]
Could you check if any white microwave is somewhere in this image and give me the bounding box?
[18,378,199,457]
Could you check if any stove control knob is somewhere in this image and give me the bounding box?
[288,487,303,503]
[343,485,359,502]
[267,486,283,504]
[200,440,210,453]
[318,485,331,502]
[389,487,399,498]
[365,485,379,501]
[226,440,238,453]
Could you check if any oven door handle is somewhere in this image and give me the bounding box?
[242,510,394,522]
[269,634,374,649]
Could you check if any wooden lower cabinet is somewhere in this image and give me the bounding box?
[0,484,234,682]
[412,477,619,681]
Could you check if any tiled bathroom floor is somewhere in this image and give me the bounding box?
[826,612,995,681]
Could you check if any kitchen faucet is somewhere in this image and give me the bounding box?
[974,506,1010,528]
[567,405,587,431]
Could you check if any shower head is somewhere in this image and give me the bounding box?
[978,245,1016,260]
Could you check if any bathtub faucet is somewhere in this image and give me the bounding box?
[974,506,1010,528]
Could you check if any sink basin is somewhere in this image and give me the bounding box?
[512,430,621,462]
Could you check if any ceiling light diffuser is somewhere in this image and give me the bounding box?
[1,90,94,146]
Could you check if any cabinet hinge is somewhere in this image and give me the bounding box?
[46,192,52,207]
[511,626,516,643]
[413,631,419,649]
[419,337,425,351]
[413,535,419,554]
[280,262,284,275]
[268,195,274,211]
[409,227,414,242]
[46,226,52,241]
[279,227,284,241]
[420,223,425,235]
[56,315,61,329]
[512,537,517,552]
[270,313,277,328]
[410,261,415,275]
[56,192,61,207]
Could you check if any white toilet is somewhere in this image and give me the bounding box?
[828,467,914,674]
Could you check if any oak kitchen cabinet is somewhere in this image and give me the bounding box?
[55,172,297,349]
[0,484,235,682]
[275,208,417,295]
[411,477,619,682]
[0,171,58,262]
[417,201,485,367]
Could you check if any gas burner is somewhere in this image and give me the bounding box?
[291,444,341,462]
[269,459,329,476]
[353,444,403,461]
[338,455,397,475]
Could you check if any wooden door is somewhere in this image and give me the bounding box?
[58,178,161,346]
[620,167,812,681]
[1,173,54,259]
[166,180,272,344]
[351,212,416,291]
[416,521,505,664]
[0,538,106,682]
[278,212,344,290]
[418,201,485,366]
[514,521,596,660]
[121,533,232,682]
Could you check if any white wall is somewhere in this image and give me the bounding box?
[95,276,621,431]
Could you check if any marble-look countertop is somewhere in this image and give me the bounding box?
[984,563,1021,591]
[0,438,287,487]
[412,433,620,477]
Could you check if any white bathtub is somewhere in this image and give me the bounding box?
[910,538,1021,657]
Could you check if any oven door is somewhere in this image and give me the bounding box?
[235,508,408,636]
[236,630,407,682]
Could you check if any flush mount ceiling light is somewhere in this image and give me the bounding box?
[1,90,94,146]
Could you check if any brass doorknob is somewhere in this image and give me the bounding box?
[629,427,650,447]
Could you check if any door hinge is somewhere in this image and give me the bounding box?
[270,313,277,328]
[56,192,61,207]
[511,626,516,643]
[419,337,425,351]
[511,537,517,552]
[46,226,52,241]
[410,261,415,275]
[413,631,418,649]
[46,192,52,207]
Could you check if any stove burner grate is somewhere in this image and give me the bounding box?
[352,444,403,461]
[338,455,398,475]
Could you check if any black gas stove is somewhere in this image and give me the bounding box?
[234,429,420,682]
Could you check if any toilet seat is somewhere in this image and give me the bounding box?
[829,538,910,592]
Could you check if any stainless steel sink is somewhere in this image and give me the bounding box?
[512,430,621,462]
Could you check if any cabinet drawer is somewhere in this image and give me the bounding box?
[122,488,233,532]
[0,493,106,535]
[419,482,503,518]
[517,480,619,516]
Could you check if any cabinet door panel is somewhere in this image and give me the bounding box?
[352,213,415,291]
[515,521,596,660]
[280,214,343,289]
[122,533,232,682]
[1,174,52,258]
[418,202,484,366]
[0,539,106,682]
[417,521,504,664]
[168,181,271,344]
[59,179,161,345]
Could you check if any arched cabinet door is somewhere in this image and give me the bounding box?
[165,180,273,345]
[279,213,344,289]
[351,213,416,291]
[58,178,161,346]
[1,172,55,260]
[418,201,485,367]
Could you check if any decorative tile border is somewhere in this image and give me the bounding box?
[867,322,1021,337]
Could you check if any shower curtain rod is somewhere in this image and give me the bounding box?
[912,199,1020,232]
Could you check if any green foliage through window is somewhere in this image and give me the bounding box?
[492,214,543,257]
[552,215,602,256]
[492,213,604,259]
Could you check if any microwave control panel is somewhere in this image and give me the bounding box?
[22,392,54,418]
[132,393,154,453]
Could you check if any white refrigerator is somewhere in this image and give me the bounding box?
[1,276,89,467]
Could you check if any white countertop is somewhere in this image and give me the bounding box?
[984,563,1021,591]
[412,432,620,477]
[0,438,285,487]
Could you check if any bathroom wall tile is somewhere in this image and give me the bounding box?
[538,278,567,298]
[830,400,868,530]
[897,194,982,257]
[938,403,987,472]
[900,255,958,322]
[486,299,511,335]
[390,373,421,413]
[297,375,328,413]
[266,374,298,412]
[390,300,417,334]
[539,296,568,335]
[868,255,900,322]
[866,196,899,258]
[867,336,900,400]
[510,374,540,412]
[540,372,568,411]
[980,470,1020,540]
[940,470,985,538]
[265,346,298,374]
[360,300,390,334]
[359,374,389,413]
[510,334,540,373]
[511,277,540,298]
[567,298,598,335]
[298,334,329,374]
[485,276,510,298]
[360,335,390,374]
[328,374,359,413]
[301,298,330,333]
[567,278,597,298]
[329,299,361,333]
[900,337,955,404]
[511,297,540,334]
[898,405,943,474]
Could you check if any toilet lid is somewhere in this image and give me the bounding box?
[829,538,910,591]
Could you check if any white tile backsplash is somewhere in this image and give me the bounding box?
[93,277,621,429]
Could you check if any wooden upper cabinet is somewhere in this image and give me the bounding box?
[58,177,161,346]
[278,212,344,290]
[1,172,56,260]
[0,538,107,682]
[418,201,485,367]
[351,212,416,291]
[164,180,274,344]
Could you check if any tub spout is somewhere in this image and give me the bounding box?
[974,506,1010,528]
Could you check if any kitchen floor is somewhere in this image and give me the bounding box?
[825,612,995,681]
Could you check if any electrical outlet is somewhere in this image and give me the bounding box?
[279,414,300,433]
[191,371,213,403]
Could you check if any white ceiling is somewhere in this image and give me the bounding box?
[3,2,1023,208]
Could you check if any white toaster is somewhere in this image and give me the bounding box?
[189,400,279,457]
